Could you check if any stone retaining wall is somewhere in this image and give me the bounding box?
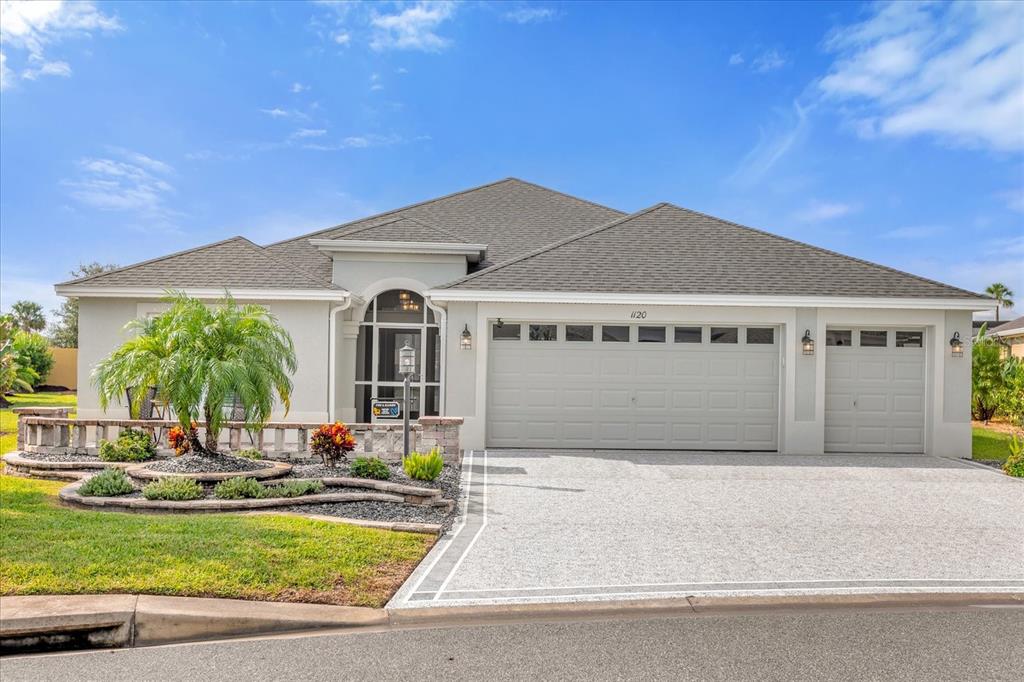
[14,409,463,463]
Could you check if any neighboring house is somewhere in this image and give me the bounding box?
[989,316,1024,358]
[56,178,993,457]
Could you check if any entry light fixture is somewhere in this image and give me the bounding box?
[495,318,505,328]
[950,331,964,358]
[398,343,417,377]
[801,329,815,356]
[460,324,473,350]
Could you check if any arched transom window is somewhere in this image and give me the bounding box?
[355,290,441,422]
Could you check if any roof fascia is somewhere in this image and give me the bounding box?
[425,289,995,311]
[310,239,488,262]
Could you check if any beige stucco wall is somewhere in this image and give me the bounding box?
[46,347,78,389]
[75,297,331,422]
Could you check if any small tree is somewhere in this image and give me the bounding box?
[50,262,119,348]
[93,293,296,455]
[9,301,46,333]
[972,325,1006,422]
[984,283,1015,322]
[12,331,54,386]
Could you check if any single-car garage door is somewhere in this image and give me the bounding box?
[825,327,926,453]
[486,322,779,450]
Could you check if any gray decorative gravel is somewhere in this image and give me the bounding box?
[143,453,266,473]
[287,461,463,532]
[974,459,1006,470]
[14,452,103,462]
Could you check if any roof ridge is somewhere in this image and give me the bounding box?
[437,203,669,289]
[58,235,250,286]
[668,204,987,300]
[232,237,340,290]
[334,215,469,244]
[503,177,627,217]
[263,178,523,248]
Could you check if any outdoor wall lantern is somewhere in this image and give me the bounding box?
[801,329,815,356]
[950,331,964,358]
[398,343,417,459]
[460,324,473,350]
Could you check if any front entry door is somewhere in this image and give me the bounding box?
[374,328,421,421]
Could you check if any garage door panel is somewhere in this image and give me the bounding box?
[825,334,925,454]
[487,325,780,450]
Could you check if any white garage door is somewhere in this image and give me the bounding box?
[825,328,926,453]
[486,322,779,450]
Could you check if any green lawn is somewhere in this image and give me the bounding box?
[0,475,433,606]
[972,426,1015,463]
[0,391,77,455]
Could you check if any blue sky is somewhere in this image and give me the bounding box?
[2,0,1022,319]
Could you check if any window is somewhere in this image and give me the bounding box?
[710,327,738,344]
[638,326,666,343]
[566,325,594,342]
[746,328,774,344]
[860,330,887,347]
[674,326,702,343]
[826,330,852,347]
[492,323,521,340]
[529,324,557,341]
[895,331,923,348]
[602,325,629,342]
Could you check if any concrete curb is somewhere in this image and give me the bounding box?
[0,594,386,653]
[387,591,1024,626]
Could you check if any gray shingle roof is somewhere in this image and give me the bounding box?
[265,178,625,283]
[990,315,1024,335]
[60,236,338,291]
[335,216,469,244]
[440,203,984,299]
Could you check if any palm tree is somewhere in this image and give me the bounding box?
[985,283,1015,322]
[93,293,297,455]
[9,300,46,333]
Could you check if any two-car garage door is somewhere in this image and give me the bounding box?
[486,322,779,450]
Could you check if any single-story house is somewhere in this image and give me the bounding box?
[57,178,994,457]
[988,315,1024,358]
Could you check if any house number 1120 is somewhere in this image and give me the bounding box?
[629,310,647,319]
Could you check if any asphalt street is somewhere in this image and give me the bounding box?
[3,605,1022,681]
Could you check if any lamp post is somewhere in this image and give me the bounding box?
[398,343,417,460]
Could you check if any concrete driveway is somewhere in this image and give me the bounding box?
[389,450,1024,608]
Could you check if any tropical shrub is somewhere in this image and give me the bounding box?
[403,447,444,482]
[93,293,296,454]
[350,456,390,480]
[98,427,157,462]
[1003,436,1024,478]
[310,422,356,467]
[213,477,266,499]
[235,448,263,460]
[264,480,324,498]
[11,331,54,386]
[142,477,204,501]
[997,359,1024,428]
[78,468,135,497]
[972,327,1005,422]
[0,315,38,402]
[167,425,195,456]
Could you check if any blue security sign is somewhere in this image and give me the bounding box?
[371,399,401,419]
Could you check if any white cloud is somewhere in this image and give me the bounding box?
[881,225,945,239]
[819,1,1024,151]
[303,133,403,151]
[0,0,121,89]
[794,200,857,223]
[370,1,456,52]
[752,48,787,73]
[290,82,309,93]
[261,107,289,118]
[728,52,744,66]
[332,31,351,45]
[62,148,176,220]
[291,128,327,138]
[728,100,809,187]
[503,7,557,24]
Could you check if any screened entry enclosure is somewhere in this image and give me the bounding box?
[355,290,441,422]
